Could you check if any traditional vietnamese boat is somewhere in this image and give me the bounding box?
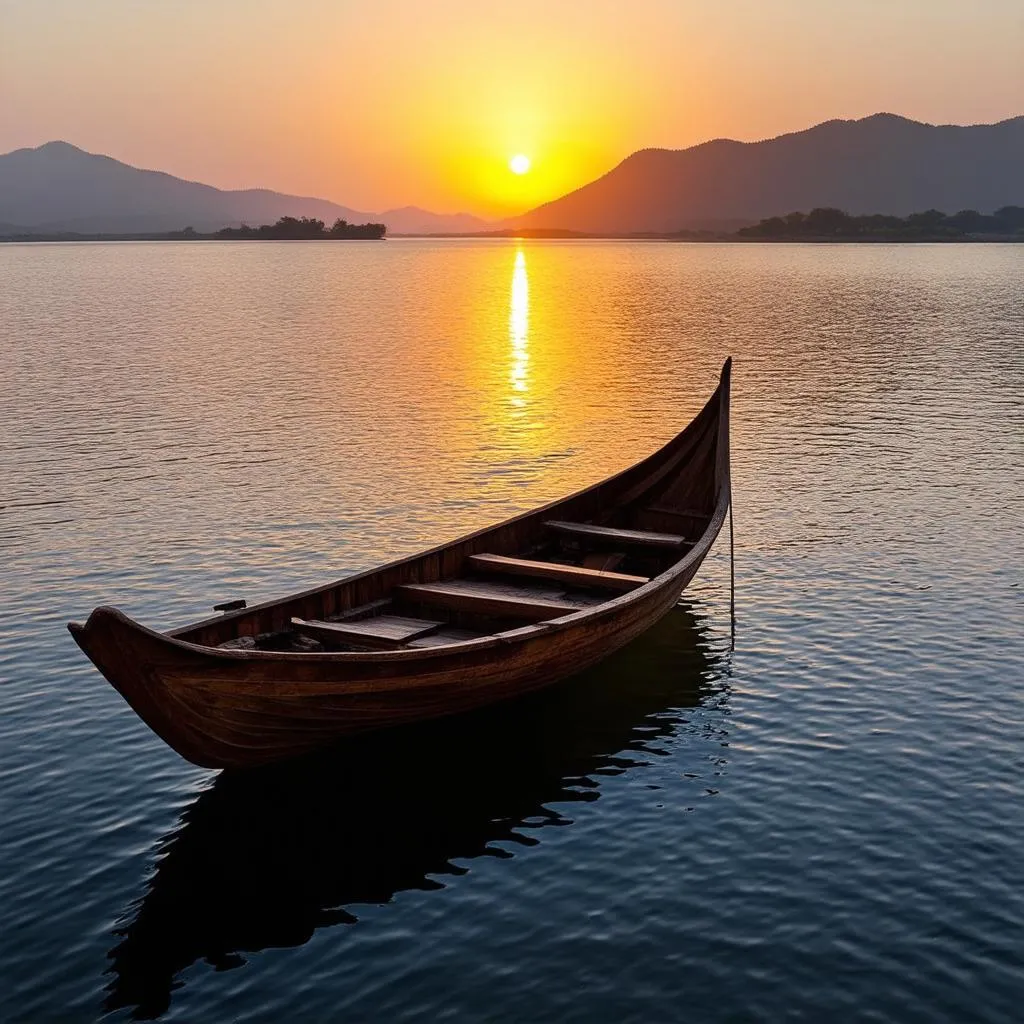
[69,359,732,769]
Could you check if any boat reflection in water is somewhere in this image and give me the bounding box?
[105,604,727,1019]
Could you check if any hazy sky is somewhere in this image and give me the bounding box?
[2,0,1022,216]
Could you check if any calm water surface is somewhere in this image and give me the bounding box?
[1,240,1022,1022]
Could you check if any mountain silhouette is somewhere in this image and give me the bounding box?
[507,113,1024,234]
[7,116,1023,239]
[0,141,487,235]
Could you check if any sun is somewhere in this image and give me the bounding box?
[509,153,531,175]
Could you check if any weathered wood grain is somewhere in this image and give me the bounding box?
[469,553,648,592]
[545,521,692,549]
[396,579,587,620]
[291,615,444,650]
[406,627,486,649]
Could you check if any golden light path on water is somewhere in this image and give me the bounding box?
[509,249,529,401]
[463,241,682,505]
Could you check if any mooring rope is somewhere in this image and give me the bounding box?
[729,488,736,650]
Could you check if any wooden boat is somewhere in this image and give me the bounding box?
[69,359,732,770]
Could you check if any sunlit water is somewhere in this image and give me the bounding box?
[1,240,1022,1022]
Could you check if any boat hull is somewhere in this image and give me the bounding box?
[70,548,712,768]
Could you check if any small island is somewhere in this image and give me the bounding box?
[0,215,386,243]
[737,206,1024,241]
[213,215,386,240]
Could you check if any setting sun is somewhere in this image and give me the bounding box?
[509,154,531,175]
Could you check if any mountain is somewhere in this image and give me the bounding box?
[0,142,487,235]
[9,117,1022,239]
[377,206,487,235]
[507,114,1024,234]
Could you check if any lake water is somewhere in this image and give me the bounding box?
[1,239,1022,1022]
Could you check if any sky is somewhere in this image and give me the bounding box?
[1,0,1022,218]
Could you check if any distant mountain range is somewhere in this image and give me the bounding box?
[3,114,1023,238]
[507,113,1024,234]
[0,141,487,235]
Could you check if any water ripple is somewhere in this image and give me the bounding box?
[1,240,1022,1022]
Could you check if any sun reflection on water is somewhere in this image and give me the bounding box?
[509,248,529,404]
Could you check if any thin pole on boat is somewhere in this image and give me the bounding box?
[729,491,735,649]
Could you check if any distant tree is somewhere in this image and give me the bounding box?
[906,209,946,230]
[329,218,386,239]
[266,216,323,238]
[805,207,851,234]
[945,209,991,233]
[211,214,383,241]
[733,206,1002,240]
[993,206,1024,232]
[738,216,786,237]
[862,213,904,232]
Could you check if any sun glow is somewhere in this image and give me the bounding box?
[509,154,531,175]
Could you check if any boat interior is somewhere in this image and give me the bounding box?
[212,505,714,654]
[165,368,726,656]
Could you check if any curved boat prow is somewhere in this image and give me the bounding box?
[67,606,120,657]
[67,605,162,700]
[67,605,234,768]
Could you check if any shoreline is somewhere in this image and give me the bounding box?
[3,232,1019,244]
[0,233,387,244]
[398,232,1022,243]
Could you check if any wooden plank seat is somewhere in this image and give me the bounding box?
[469,553,648,593]
[644,505,711,519]
[544,520,693,550]
[291,614,444,650]
[406,627,485,649]
[396,579,593,621]
[326,598,392,622]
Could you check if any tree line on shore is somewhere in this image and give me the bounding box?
[738,206,1024,239]
[213,215,386,240]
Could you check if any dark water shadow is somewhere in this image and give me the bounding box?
[104,605,727,1019]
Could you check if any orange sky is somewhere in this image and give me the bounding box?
[1,0,1022,218]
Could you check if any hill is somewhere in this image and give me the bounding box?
[507,114,1024,234]
[0,142,487,236]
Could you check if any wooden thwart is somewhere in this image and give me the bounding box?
[469,553,648,592]
[329,598,392,622]
[645,505,711,520]
[406,627,485,649]
[397,579,585,621]
[292,614,443,650]
[545,520,692,549]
